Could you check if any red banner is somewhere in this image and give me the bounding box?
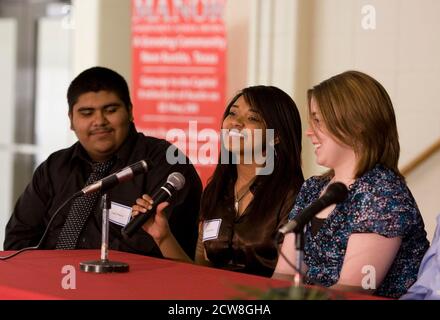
[131,0,227,185]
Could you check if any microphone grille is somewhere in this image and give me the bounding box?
[167,172,186,190]
[326,182,349,203]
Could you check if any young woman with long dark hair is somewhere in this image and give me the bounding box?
[132,85,304,277]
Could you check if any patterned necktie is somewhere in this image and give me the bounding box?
[56,159,114,249]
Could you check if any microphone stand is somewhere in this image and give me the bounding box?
[285,228,308,299]
[293,228,305,287]
[80,193,129,273]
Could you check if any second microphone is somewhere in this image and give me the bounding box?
[121,172,186,239]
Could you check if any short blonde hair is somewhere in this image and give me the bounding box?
[308,70,400,178]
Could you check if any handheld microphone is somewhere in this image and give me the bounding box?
[278,182,348,234]
[81,160,148,195]
[121,172,186,238]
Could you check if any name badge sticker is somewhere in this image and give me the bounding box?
[109,202,132,227]
[202,219,222,242]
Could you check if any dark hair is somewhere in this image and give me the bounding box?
[67,66,132,113]
[307,70,400,178]
[201,85,304,221]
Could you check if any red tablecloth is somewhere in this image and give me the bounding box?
[0,250,291,300]
[0,250,380,300]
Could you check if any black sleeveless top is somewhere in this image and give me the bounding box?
[310,216,326,237]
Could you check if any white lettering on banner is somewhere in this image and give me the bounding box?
[157,102,200,114]
[133,23,225,33]
[137,89,220,102]
[140,76,218,89]
[132,0,227,185]
[133,0,225,23]
[140,51,192,64]
[133,35,226,50]
[192,50,218,64]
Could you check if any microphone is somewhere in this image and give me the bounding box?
[278,182,348,234]
[81,160,148,195]
[121,172,186,238]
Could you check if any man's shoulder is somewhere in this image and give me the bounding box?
[134,132,172,151]
[39,144,78,170]
[48,143,77,159]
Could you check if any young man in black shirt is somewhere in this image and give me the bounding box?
[4,66,202,258]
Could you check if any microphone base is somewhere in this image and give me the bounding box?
[80,259,129,273]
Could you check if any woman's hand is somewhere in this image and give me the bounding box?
[131,194,170,245]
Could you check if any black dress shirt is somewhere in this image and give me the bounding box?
[4,124,202,258]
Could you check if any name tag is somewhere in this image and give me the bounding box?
[109,202,132,227]
[202,219,222,242]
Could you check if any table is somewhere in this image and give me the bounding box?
[0,250,294,300]
[0,250,379,300]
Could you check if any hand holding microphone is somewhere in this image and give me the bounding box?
[131,195,171,243]
[121,172,186,239]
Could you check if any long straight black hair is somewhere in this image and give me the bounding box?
[201,85,304,221]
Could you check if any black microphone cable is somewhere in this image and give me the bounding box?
[0,191,82,261]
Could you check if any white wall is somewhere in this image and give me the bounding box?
[72,0,100,75]
[248,0,440,241]
[72,0,131,84]
[306,0,440,241]
[225,0,251,98]
[35,17,74,163]
[98,0,131,83]
[406,151,440,242]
